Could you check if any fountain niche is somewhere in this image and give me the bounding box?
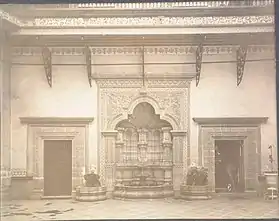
[113,102,174,199]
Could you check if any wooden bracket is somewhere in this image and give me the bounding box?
[84,46,92,87]
[236,45,247,86]
[42,47,52,87]
[195,43,203,87]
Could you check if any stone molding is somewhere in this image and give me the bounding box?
[193,117,268,125]
[20,117,94,125]
[12,45,274,56]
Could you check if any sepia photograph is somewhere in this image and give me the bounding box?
[0,0,278,220]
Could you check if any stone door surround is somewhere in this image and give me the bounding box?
[20,117,94,196]
[193,117,268,192]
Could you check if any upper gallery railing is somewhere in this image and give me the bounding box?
[31,0,274,9]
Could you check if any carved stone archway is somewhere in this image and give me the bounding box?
[97,79,190,196]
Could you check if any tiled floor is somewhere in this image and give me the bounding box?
[1,197,278,220]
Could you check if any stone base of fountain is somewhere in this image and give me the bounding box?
[113,185,174,199]
[75,186,107,202]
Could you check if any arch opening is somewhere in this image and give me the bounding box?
[113,102,174,199]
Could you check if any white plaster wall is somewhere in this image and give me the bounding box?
[190,53,277,171]
[11,48,277,174]
[11,61,98,170]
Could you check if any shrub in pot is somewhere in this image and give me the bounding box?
[180,165,211,200]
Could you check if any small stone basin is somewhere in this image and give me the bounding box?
[113,184,174,199]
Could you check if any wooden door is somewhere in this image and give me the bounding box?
[44,140,72,196]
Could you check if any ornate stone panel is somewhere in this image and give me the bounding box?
[197,121,262,192]
[98,80,189,193]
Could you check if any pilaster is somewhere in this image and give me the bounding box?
[0,19,12,200]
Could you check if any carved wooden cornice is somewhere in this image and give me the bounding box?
[12,45,274,56]
[0,8,274,28]
[193,117,268,125]
[29,15,273,28]
[20,117,94,125]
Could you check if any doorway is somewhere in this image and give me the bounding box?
[44,140,72,196]
[215,140,245,193]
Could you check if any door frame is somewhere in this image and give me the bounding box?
[214,139,245,193]
[43,139,73,197]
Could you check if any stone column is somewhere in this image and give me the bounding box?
[162,127,173,185]
[101,131,117,196]
[137,128,148,163]
[115,128,125,182]
[0,20,12,200]
[171,131,187,197]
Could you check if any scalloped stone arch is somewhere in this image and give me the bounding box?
[110,96,179,130]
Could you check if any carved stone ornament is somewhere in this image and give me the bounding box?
[12,45,275,56]
[98,79,189,189]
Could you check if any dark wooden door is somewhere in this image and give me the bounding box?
[44,140,72,196]
[215,140,245,192]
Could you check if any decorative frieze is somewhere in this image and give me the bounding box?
[73,1,222,9]
[12,45,275,57]
[30,15,273,27]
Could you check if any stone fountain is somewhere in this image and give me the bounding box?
[113,104,174,199]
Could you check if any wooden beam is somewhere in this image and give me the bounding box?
[84,46,92,87]
[236,45,247,86]
[42,47,52,87]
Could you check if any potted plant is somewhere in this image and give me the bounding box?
[180,165,211,200]
[75,166,107,202]
[263,145,278,188]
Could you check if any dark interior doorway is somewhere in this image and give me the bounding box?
[215,140,245,193]
[44,140,72,196]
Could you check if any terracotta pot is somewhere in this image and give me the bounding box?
[180,184,211,200]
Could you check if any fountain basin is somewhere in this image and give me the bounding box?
[113,185,174,199]
[75,186,107,202]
